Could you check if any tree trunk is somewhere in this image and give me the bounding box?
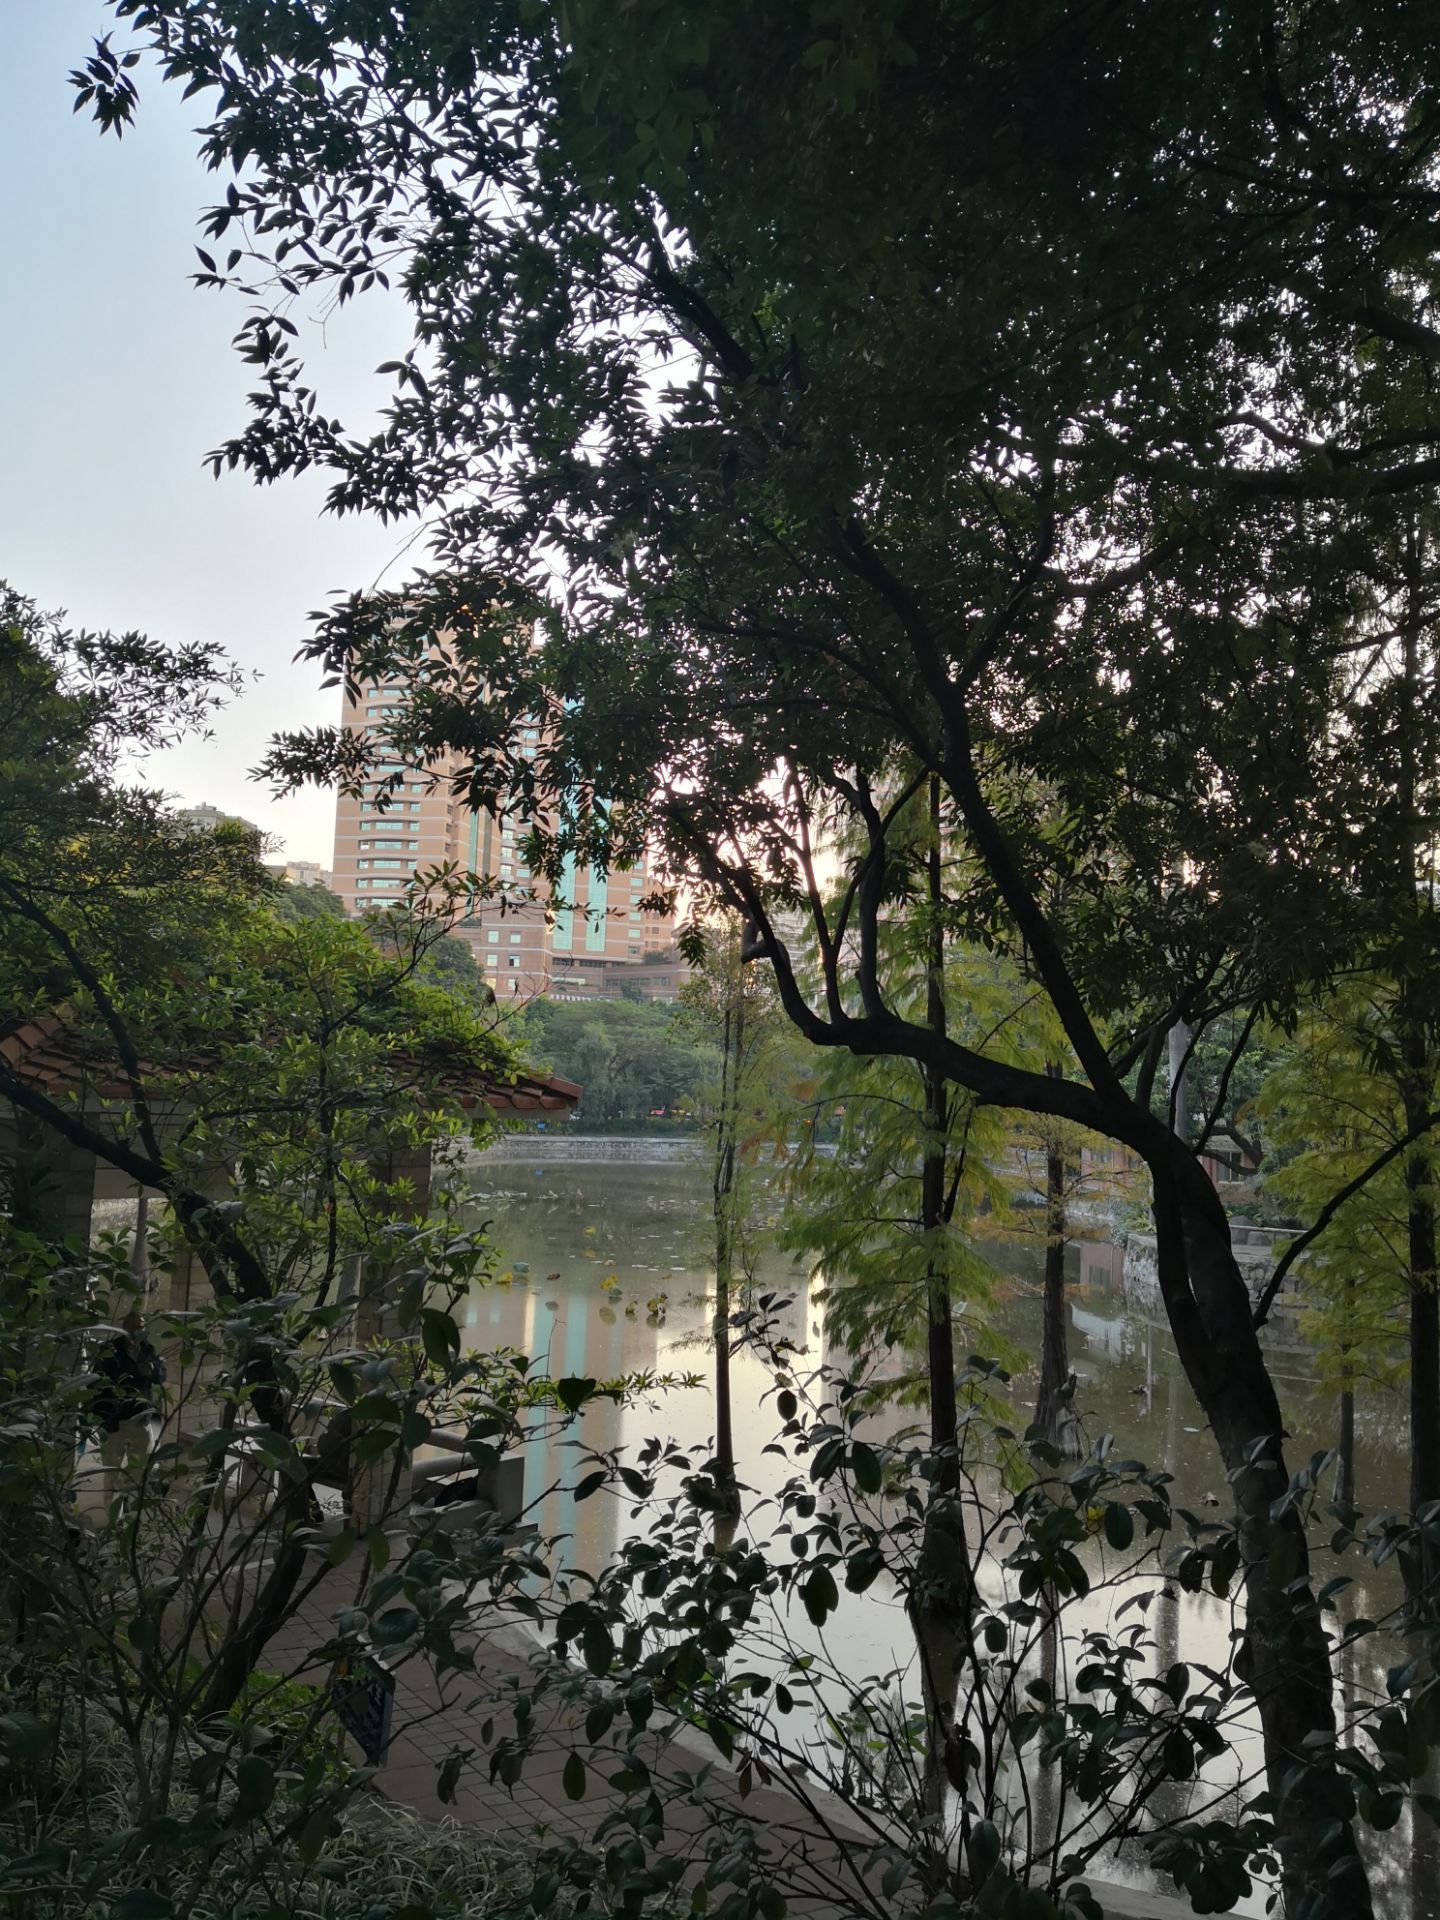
[200,1533,308,1717]
[1396,548,1439,1594]
[712,992,742,1510]
[911,777,970,1830]
[921,724,1372,1909]
[1168,1019,1192,1146]
[1034,1067,1077,1455]
[1406,1156,1439,1591]
[1335,1385,1356,1509]
[1158,1150,1371,1917]
[1398,999,1440,1594]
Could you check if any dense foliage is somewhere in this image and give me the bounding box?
[523,995,717,1125]
[59,4,1440,1911]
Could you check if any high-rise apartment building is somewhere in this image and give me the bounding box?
[330,669,678,1000]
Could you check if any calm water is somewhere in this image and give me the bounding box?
[460,1151,1426,1915]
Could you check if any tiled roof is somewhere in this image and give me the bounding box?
[0,1016,580,1115]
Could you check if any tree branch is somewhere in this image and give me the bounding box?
[1252,1108,1440,1326]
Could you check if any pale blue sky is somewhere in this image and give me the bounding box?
[1,1,420,862]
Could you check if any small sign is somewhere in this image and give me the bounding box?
[331,1653,395,1766]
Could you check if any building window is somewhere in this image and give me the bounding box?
[486,931,499,944]
[507,956,519,968]
[508,933,522,944]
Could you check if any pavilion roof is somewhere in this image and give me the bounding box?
[0,1016,581,1116]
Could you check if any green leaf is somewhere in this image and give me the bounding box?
[850,1441,883,1494]
[371,1607,420,1648]
[1103,1502,1134,1551]
[967,1819,1002,1888]
[844,1545,885,1593]
[1162,1728,1194,1780]
[801,1564,839,1626]
[420,1308,459,1369]
[581,1620,613,1675]
[127,1614,159,1654]
[562,1751,587,1800]
[296,1806,332,1865]
[233,1753,275,1819]
[556,1376,597,1414]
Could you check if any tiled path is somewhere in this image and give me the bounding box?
[273,1576,886,1919]
[270,1570,1186,1920]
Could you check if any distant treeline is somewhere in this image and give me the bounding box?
[521,996,720,1126]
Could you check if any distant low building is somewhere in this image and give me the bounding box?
[282,858,335,892]
[547,947,690,1003]
[178,801,262,837]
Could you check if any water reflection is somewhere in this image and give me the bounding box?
[461,1153,1423,1915]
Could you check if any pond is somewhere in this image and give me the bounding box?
[461,1147,1428,1917]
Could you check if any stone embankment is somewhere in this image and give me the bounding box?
[464,1131,703,1166]
[1124,1222,1290,1308]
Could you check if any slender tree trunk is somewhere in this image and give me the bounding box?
[1168,1019,1191,1147]
[1399,1000,1440,1594]
[712,989,742,1510]
[1335,1384,1356,1508]
[1405,1127,1439,1590]
[200,1534,308,1717]
[1396,538,1440,1594]
[912,778,970,1829]
[1334,1267,1358,1508]
[1034,1067,1077,1455]
[922,1066,957,1490]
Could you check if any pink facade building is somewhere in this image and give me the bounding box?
[330,672,679,1000]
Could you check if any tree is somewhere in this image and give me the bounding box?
[0,590,533,1709]
[525,996,715,1123]
[675,916,794,1504]
[1234,495,1440,1582]
[269,879,348,923]
[368,918,494,1013]
[1257,984,1425,1508]
[76,8,1440,1905]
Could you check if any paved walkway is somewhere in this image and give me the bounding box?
[273,1572,888,1918]
[270,1565,1186,1920]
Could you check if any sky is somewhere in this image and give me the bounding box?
[1,2,423,863]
